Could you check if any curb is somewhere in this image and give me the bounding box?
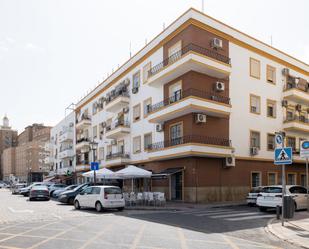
[265,218,309,249]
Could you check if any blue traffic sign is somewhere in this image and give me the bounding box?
[275,134,283,147]
[274,147,292,165]
[90,162,99,171]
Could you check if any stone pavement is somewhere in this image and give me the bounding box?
[267,211,309,249]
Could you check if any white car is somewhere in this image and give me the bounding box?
[246,186,265,206]
[256,185,308,212]
[74,186,125,212]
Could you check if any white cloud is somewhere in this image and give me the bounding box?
[5,37,15,44]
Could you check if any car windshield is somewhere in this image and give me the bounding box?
[263,187,282,193]
[65,185,77,190]
[104,187,122,194]
[250,187,264,193]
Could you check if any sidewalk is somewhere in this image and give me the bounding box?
[125,200,246,211]
[267,211,309,249]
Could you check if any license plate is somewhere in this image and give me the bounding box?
[265,196,273,200]
[38,195,44,197]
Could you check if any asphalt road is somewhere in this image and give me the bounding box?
[0,189,301,249]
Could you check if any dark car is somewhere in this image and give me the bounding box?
[29,185,50,201]
[52,184,78,198]
[58,183,102,205]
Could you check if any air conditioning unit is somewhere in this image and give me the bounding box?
[296,104,302,112]
[124,78,130,86]
[282,68,290,76]
[281,100,288,107]
[132,87,139,94]
[214,81,225,91]
[250,147,259,156]
[211,38,223,49]
[111,139,117,145]
[156,124,164,132]
[225,156,235,167]
[195,114,207,123]
[69,122,74,127]
[123,107,129,113]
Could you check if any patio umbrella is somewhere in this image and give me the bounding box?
[82,168,115,179]
[114,165,152,192]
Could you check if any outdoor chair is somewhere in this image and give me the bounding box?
[136,192,144,205]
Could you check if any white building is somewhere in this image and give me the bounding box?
[71,8,309,202]
[46,112,76,184]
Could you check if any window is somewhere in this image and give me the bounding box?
[170,122,183,146]
[143,62,151,83]
[266,65,276,84]
[92,103,97,115]
[133,136,141,153]
[118,140,124,154]
[250,58,260,79]
[289,186,306,194]
[286,110,294,121]
[106,145,112,156]
[92,126,97,139]
[267,134,275,151]
[169,81,182,103]
[287,173,297,185]
[133,71,140,89]
[168,41,182,63]
[133,104,141,122]
[286,137,296,151]
[267,100,276,118]
[143,98,152,117]
[268,172,277,185]
[251,172,261,188]
[98,147,104,160]
[300,174,306,187]
[250,94,261,114]
[91,187,101,195]
[106,118,112,131]
[99,123,104,138]
[144,133,152,150]
[250,131,260,149]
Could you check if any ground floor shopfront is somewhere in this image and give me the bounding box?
[137,157,307,203]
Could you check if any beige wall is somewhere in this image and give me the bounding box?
[2,147,15,178]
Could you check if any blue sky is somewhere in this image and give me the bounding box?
[0,0,308,132]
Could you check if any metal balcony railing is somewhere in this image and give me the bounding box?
[105,91,130,105]
[106,120,130,132]
[284,76,309,93]
[148,43,231,77]
[106,152,130,160]
[76,137,90,144]
[284,116,309,124]
[76,115,91,124]
[147,135,231,151]
[76,160,89,165]
[147,88,230,114]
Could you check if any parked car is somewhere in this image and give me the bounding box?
[29,185,50,201]
[0,181,8,188]
[257,185,308,211]
[58,183,96,204]
[52,184,78,198]
[11,183,27,194]
[246,186,266,206]
[48,183,67,196]
[20,182,44,196]
[74,186,125,212]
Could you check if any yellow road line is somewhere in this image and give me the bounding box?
[177,227,188,249]
[130,224,146,249]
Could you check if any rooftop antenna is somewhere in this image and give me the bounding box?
[163,22,165,30]
[145,38,147,45]
[270,35,273,46]
[202,0,205,13]
[129,42,132,58]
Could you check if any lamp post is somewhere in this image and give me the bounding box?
[89,140,98,185]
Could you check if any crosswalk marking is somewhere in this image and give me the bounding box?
[180,209,230,215]
[226,214,274,221]
[210,212,261,219]
[195,210,243,217]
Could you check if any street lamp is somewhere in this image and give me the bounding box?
[89,140,98,185]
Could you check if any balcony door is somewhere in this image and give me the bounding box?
[170,122,183,146]
[118,140,124,154]
[171,171,183,201]
[169,81,182,103]
[168,41,182,64]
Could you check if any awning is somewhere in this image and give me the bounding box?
[114,165,152,179]
[151,167,184,179]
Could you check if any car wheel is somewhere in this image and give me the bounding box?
[74,200,81,210]
[68,197,74,205]
[50,190,54,196]
[29,197,33,201]
[294,202,297,211]
[259,206,267,212]
[117,207,124,212]
[95,202,103,212]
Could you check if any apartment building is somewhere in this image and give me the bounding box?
[74,8,309,203]
[2,123,51,182]
[0,115,18,180]
[45,112,76,184]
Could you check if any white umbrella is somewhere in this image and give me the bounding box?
[82,168,115,179]
[114,165,152,192]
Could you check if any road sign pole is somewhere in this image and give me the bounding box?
[306,157,309,212]
[282,163,285,226]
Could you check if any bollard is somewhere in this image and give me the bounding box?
[276,205,280,220]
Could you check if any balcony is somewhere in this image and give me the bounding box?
[44,156,54,165]
[147,43,231,86]
[283,78,309,105]
[58,148,74,159]
[283,116,309,133]
[59,131,74,143]
[105,120,130,139]
[76,116,91,130]
[147,88,231,123]
[105,92,130,113]
[76,138,90,151]
[105,152,131,166]
[147,135,233,160]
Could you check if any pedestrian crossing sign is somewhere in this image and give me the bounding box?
[274,147,292,165]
